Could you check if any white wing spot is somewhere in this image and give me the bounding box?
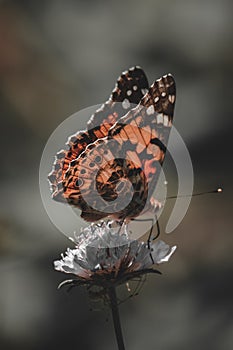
[169,94,175,103]
[163,115,169,126]
[157,114,163,124]
[154,96,159,103]
[122,98,130,109]
[146,105,155,115]
[127,90,132,96]
[161,92,166,97]
[133,85,138,91]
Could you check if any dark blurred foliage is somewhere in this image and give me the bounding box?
[0,0,233,349]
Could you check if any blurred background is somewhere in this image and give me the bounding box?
[0,0,233,349]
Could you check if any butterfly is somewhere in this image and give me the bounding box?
[48,66,176,222]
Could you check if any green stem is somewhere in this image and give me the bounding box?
[108,286,126,350]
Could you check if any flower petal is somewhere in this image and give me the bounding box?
[151,240,177,264]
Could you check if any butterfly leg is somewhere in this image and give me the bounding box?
[132,214,160,264]
[115,217,127,235]
[147,215,160,264]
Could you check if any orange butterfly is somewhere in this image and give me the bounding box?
[48,67,176,222]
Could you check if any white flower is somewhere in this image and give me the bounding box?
[54,221,176,287]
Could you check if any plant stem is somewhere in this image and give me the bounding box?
[108,286,126,350]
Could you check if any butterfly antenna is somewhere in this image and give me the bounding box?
[166,187,223,200]
[153,216,160,241]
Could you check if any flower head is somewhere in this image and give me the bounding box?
[54,221,176,290]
